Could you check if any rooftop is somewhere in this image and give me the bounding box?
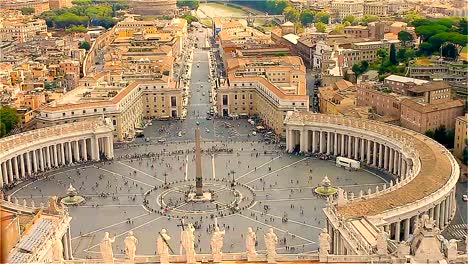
[384,75,429,85]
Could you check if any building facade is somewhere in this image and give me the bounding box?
[0,0,50,14]
[454,114,468,160]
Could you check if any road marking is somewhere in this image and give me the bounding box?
[257,197,319,202]
[212,154,216,179]
[185,155,189,180]
[76,204,142,208]
[10,166,94,196]
[254,186,313,192]
[236,155,282,181]
[95,166,155,188]
[236,214,315,243]
[72,213,149,240]
[338,183,383,188]
[118,161,163,183]
[245,158,309,185]
[248,208,322,231]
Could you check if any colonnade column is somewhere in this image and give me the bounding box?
[20,155,25,178]
[340,134,345,156]
[39,148,45,171]
[82,139,88,161]
[7,159,13,182]
[373,142,377,166]
[46,146,51,169]
[312,131,317,153]
[326,132,331,155]
[365,139,370,163]
[445,197,450,224]
[319,131,325,153]
[1,162,8,185]
[434,203,441,228]
[383,146,389,170]
[62,235,69,260]
[26,152,31,175]
[388,148,395,174]
[53,145,58,167]
[354,137,359,160]
[73,141,80,162]
[299,129,306,153]
[333,133,338,155]
[12,157,19,180]
[394,221,401,241]
[440,200,446,229]
[393,151,398,175]
[404,218,410,241]
[61,143,66,165]
[378,144,383,168]
[347,136,352,158]
[67,142,73,164]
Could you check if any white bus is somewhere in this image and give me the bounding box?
[336,157,360,170]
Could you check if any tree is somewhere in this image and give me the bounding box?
[398,31,414,46]
[65,25,88,34]
[377,48,388,59]
[79,41,91,50]
[404,11,423,23]
[176,0,200,9]
[299,9,314,26]
[315,11,329,24]
[20,7,35,15]
[389,44,397,65]
[459,18,468,35]
[441,43,459,60]
[343,15,355,24]
[0,106,19,137]
[415,24,448,42]
[283,6,299,23]
[361,15,379,25]
[397,48,416,63]
[331,24,345,34]
[315,22,326,33]
[72,0,92,5]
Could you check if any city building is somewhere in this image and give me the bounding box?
[0,18,47,43]
[363,0,388,16]
[454,114,468,160]
[48,0,72,9]
[0,0,50,14]
[217,55,308,136]
[318,80,357,115]
[128,0,177,16]
[408,59,468,85]
[36,73,182,141]
[331,0,364,19]
[383,75,429,95]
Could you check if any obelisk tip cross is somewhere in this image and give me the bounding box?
[195,125,203,196]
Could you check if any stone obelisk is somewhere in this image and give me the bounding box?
[195,126,203,196]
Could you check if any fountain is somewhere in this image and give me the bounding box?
[61,184,85,205]
[314,176,338,196]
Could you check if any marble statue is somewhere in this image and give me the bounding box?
[181,223,196,263]
[246,227,257,259]
[157,229,171,264]
[100,232,115,264]
[52,237,64,262]
[446,239,458,261]
[211,226,225,262]
[319,228,331,256]
[376,228,389,255]
[264,228,278,263]
[124,231,138,263]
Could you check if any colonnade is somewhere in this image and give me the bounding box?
[0,136,113,188]
[287,129,412,179]
[286,126,457,243]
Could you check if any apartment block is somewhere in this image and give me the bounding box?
[217,55,309,136]
[454,114,468,159]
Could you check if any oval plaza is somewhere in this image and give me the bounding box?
[0,111,465,264]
